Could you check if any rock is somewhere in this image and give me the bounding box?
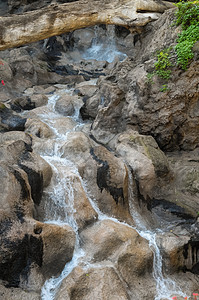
[0,131,32,145]
[18,151,53,204]
[156,232,190,273]
[70,174,98,230]
[74,83,99,120]
[156,225,199,276]
[56,266,129,300]
[91,82,126,144]
[29,94,48,108]
[0,214,43,288]
[74,84,98,99]
[0,135,52,205]
[0,162,33,216]
[60,131,92,161]
[0,284,40,300]
[38,221,76,278]
[38,163,98,231]
[0,103,27,132]
[61,132,133,224]
[10,96,35,111]
[24,85,56,96]
[0,215,75,288]
[91,10,199,151]
[113,130,170,200]
[55,94,83,116]
[25,118,53,138]
[0,59,13,82]
[164,149,199,217]
[72,27,96,50]
[80,94,101,120]
[80,219,153,266]
[50,117,77,135]
[55,95,75,116]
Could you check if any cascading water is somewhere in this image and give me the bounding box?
[32,88,187,300]
[82,25,127,63]
[22,32,188,299]
[128,172,186,300]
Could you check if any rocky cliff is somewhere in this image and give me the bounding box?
[0,1,199,300]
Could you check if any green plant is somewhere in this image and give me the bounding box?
[175,1,199,69]
[160,84,170,92]
[154,48,173,80]
[146,72,155,84]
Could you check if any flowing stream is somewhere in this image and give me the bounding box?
[25,32,187,299]
[28,88,186,300]
[82,25,127,62]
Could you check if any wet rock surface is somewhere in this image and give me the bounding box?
[0,4,198,300]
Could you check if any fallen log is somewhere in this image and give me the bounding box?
[0,0,174,50]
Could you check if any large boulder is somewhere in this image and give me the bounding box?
[38,161,98,231]
[0,135,52,206]
[0,103,27,132]
[60,131,133,224]
[56,266,130,300]
[25,118,53,139]
[79,219,155,298]
[80,219,153,266]
[55,95,76,116]
[0,214,75,288]
[111,129,171,200]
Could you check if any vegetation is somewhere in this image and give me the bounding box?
[154,48,173,80]
[146,1,199,90]
[175,0,199,69]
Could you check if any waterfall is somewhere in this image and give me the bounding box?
[31,87,188,300]
[82,25,127,62]
[128,171,186,300]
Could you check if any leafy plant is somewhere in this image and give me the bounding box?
[155,48,173,80]
[160,84,170,92]
[146,72,155,84]
[175,1,199,69]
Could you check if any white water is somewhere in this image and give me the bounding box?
[82,25,127,63]
[17,40,186,298]
[30,89,187,300]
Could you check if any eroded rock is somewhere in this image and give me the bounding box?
[56,266,130,300]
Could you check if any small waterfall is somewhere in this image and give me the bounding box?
[128,171,186,300]
[29,86,187,300]
[82,25,127,62]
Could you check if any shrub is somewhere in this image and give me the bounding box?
[175,1,199,69]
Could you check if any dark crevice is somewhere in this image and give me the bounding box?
[90,147,125,205]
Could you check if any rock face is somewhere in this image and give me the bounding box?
[91,9,199,151]
[56,219,155,299]
[0,132,75,291]
[56,266,130,300]
[0,4,199,300]
[60,132,133,224]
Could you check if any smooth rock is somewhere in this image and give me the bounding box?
[38,221,76,278]
[25,118,53,138]
[55,94,75,116]
[56,266,129,300]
